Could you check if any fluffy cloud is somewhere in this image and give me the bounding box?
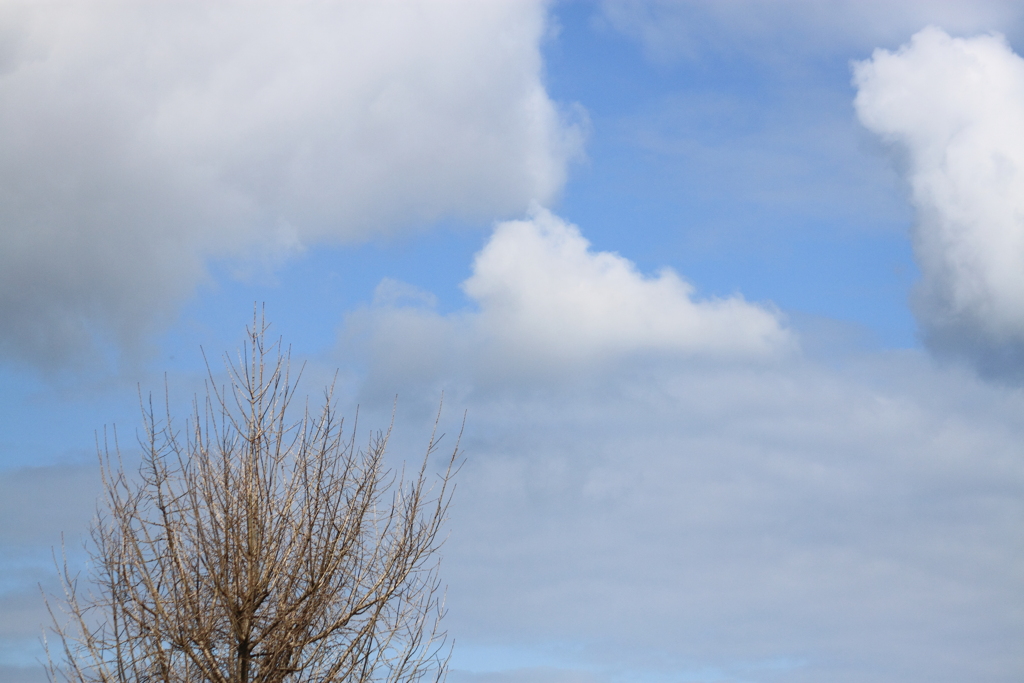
[0,0,582,368]
[349,210,791,392]
[464,210,791,362]
[854,27,1024,375]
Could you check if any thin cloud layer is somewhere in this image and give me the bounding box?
[0,0,581,368]
[6,345,1022,683]
[333,316,1024,683]
[436,353,1024,683]
[854,27,1024,375]
[600,0,1024,61]
[350,210,791,391]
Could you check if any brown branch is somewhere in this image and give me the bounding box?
[45,314,458,683]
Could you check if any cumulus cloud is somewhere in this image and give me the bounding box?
[464,210,791,361]
[348,210,791,391]
[854,27,1024,375]
[0,0,582,368]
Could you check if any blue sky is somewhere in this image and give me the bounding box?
[2,2,1024,682]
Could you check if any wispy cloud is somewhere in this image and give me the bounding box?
[340,307,1024,683]
[599,0,1024,62]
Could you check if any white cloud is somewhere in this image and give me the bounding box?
[326,209,1021,681]
[347,210,791,392]
[6,298,1021,682]
[7,348,1022,683]
[394,352,1023,683]
[330,331,1024,683]
[463,209,791,362]
[854,27,1024,374]
[0,0,582,368]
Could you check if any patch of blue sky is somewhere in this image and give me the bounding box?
[156,0,927,366]
[449,641,585,674]
[0,365,134,469]
[0,639,40,670]
[543,3,919,348]
[170,219,490,369]
[449,640,809,683]
[2,5,1023,682]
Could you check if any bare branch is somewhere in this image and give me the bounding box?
[45,317,458,683]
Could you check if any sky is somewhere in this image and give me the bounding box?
[1,1,1023,682]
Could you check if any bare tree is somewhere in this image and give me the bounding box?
[45,318,459,683]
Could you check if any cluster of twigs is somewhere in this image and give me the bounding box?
[46,318,458,683]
